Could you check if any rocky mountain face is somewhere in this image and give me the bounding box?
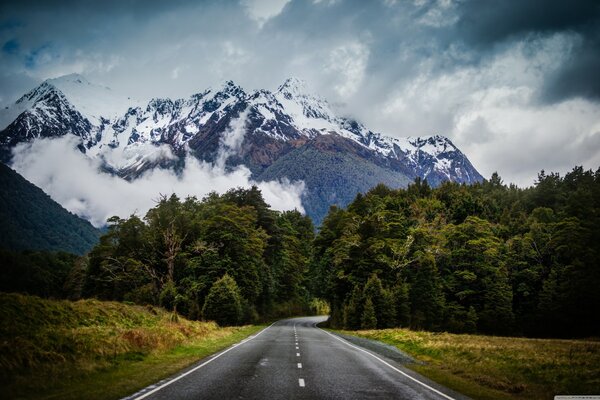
[0,74,484,225]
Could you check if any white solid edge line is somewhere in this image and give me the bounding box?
[317,327,456,400]
[132,322,276,400]
[299,378,305,387]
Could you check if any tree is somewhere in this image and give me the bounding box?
[202,274,242,326]
[409,252,444,330]
[364,274,395,328]
[343,285,363,330]
[392,282,411,327]
[361,297,377,329]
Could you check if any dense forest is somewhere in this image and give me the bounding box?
[2,166,598,337]
[311,167,600,337]
[83,187,317,325]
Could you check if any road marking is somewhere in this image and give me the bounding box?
[296,346,299,349]
[295,342,298,345]
[131,323,275,400]
[296,352,300,356]
[297,363,302,368]
[298,378,305,387]
[317,327,456,400]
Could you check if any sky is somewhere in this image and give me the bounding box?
[1,0,599,188]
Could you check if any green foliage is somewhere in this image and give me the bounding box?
[83,187,315,322]
[0,163,100,254]
[0,249,80,298]
[361,297,377,329]
[314,166,600,337]
[202,274,242,326]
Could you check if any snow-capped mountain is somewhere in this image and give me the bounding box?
[0,74,483,224]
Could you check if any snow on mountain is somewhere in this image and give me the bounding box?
[0,73,483,186]
[46,73,138,126]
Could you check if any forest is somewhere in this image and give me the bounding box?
[312,166,600,337]
[2,166,599,337]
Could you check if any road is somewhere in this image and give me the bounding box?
[127,316,465,400]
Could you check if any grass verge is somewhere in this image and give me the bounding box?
[336,328,600,400]
[0,293,264,400]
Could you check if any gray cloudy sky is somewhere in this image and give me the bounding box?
[1,0,599,186]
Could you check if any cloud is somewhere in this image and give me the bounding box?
[0,0,599,190]
[241,0,290,28]
[324,42,369,97]
[10,135,305,227]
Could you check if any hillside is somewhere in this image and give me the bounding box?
[0,162,100,254]
[257,134,413,223]
[0,292,262,400]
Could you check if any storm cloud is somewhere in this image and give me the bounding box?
[1,0,599,187]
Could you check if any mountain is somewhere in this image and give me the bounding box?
[0,74,483,225]
[0,162,100,254]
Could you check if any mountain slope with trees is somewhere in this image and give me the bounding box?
[0,163,100,255]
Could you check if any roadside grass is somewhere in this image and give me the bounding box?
[0,292,263,400]
[337,328,600,400]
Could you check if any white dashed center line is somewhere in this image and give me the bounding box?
[295,346,299,349]
[297,363,302,369]
[296,352,300,357]
[299,378,305,387]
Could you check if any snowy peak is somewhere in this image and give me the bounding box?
[0,74,483,186]
[46,74,136,125]
[10,73,138,128]
[409,135,458,157]
[277,77,308,98]
[47,73,91,86]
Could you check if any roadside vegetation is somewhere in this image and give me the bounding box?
[0,292,263,400]
[339,328,600,400]
[312,166,600,338]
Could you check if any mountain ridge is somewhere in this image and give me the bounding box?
[0,74,484,225]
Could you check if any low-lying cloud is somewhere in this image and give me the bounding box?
[11,135,305,227]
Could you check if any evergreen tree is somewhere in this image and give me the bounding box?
[361,297,377,329]
[392,282,411,327]
[343,285,363,330]
[409,252,444,330]
[202,274,243,326]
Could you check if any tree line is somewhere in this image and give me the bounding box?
[81,187,317,326]
[311,166,600,337]
[2,166,598,337]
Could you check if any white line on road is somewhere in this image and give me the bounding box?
[131,323,276,400]
[295,346,299,349]
[299,378,305,387]
[297,363,302,368]
[296,352,300,356]
[317,327,456,400]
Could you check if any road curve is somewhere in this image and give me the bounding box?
[126,316,466,400]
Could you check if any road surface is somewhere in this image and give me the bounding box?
[127,316,466,400]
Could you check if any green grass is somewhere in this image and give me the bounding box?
[0,293,264,400]
[336,328,600,400]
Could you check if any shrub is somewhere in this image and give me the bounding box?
[202,274,243,326]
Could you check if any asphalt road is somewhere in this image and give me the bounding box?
[127,316,466,400]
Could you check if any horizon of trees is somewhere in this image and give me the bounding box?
[1,166,599,337]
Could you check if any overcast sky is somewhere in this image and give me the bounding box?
[1,0,599,186]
